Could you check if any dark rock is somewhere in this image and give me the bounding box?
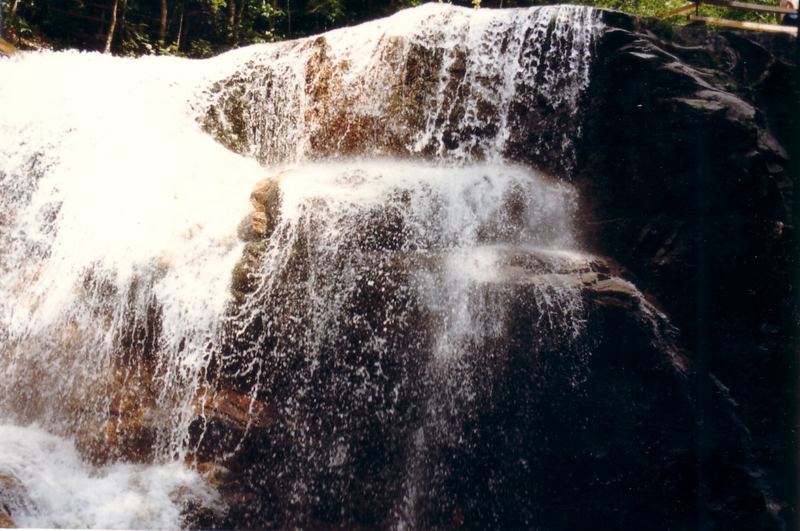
[188,9,798,529]
[574,13,796,530]
[205,243,782,529]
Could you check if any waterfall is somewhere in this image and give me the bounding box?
[207,162,591,525]
[200,4,601,168]
[0,4,622,528]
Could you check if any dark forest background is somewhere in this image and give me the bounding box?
[0,0,790,57]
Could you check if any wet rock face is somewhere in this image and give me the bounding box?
[189,15,798,527]
[576,13,795,330]
[573,13,797,529]
[179,165,767,529]
[200,240,780,530]
[201,5,600,172]
[12,8,789,529]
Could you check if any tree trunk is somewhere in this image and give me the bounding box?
[159,0,168,46]
[175,1,184,51]
[9,0,22,19]
[103,0,119,54]
[287,0,291,38]
[233,0,246,43]
[227,0,236,42]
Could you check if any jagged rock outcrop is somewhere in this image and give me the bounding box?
[232,176,282,304]
[573,13,797,528]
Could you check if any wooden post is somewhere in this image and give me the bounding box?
[661,3,696,18]
[695,0,796,14]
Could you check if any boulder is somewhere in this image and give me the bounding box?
[0,509,12,529]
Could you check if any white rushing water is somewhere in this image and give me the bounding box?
[0,423,219,529]
[0,4,603,528]
[201,3,602,166]
[0,49,267,461]
[234,160,583,366]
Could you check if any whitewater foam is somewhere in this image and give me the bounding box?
[0,50,265,457]
[0,423,220,529]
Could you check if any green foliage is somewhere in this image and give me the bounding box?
[188,38,218,57]
[308,0,343,22]
[1,0,793,57]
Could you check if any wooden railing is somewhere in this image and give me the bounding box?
[663,0,799,35]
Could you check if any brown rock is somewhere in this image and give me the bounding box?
[0,508,14,529]
[192,386,277,431]
[249,176,281,214]
[237,176,282,243]
[250,211,269,239]
[0,37,16,58]
[194,461,231,486]
[74,372,159,466]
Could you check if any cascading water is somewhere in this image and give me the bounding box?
[206,162,592,526]
[0,4,664,528]
[0,424,220,529]
[201,4,601,168]
[0,50,262,527]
